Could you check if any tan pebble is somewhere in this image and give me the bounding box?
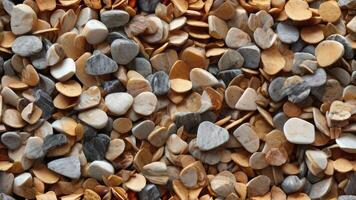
[169,60,191,80]
[328,100,353,121]
[124,173,146,192]
[53,94,78,110]
[32,164,59,184]
[235,88,258,111]
[57,32,86,60]
[210,171,236,197]
[21,103,42,125]
[287,193,310,200]
[300,26,324,44]
[148,126,169,147]
[285,0,312,21]
[36,191,57,200]
[84,189,101,200]
[190,68,219,88]
[261,45,285,75]
[105,139,125,161]
[333,158,353,173]
[315,40,344,67]
[133,92,157,116]
[170,79,192,93]
[126,78,152,97]
[171,0,188,14]
[247,175,271,197]
[168,30,189,46]
[181,46,209,69]
[78,108,108,129]
[265,147,288,166]
[46,43,66,66]
[55,80,82,97]
[225,86,244,109]
[113,118,132,134]
[319,1,341,23]
[52,117,77,136]
[208,15,228,39]
[249,152,269,170]
[74,86,101,111]
[283,101,302,117]
[166,134,188,154]
[231,149,250,168]
[21,65,39,87]
[3,109,26,128]
[225,27,251,48]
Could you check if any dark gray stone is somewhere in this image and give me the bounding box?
[291,39,306,52]
[237,45,260,69]
[11,36,43,57]
[83,134,110,162]
[0,172,14,194]
[35,74,55,95]
[0,193,16,200]
[218,49,244,70]
[106,31,128,44]
[3,60,15,76]
[111,39,139,65]
[276,22,299,44]
[327,34,354,59]
[175,112,202,133]
[301,45,315,55]
[30,39,51,70]
[272,112,289,131]
[101,80,126,95]
[137,0,160,12]
[149,71,170,96]
[281,176,306,194]
[303,68,327,88]
[217,69,243,85]
[311,79,343,103]
[138,184,161,200]
[127,57,152,77]
[328,67,351,86]
[42,133,68,152]
[345,173,356,195]
[100,10,130,29]
[268,77,287,102]
[86,53,118,75]
[34,90,54,120]
[0,132,21,150]
[48,156,81,179]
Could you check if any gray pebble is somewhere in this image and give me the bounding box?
[34,90,54,120]
[351,71,356,84]
[268,77,287,102]
[0,172,14,194]
[1,0,14,14]
[107,31,128,44]
[339,0,356,8]
[175,112,202,133]
[303,68,327,88]
[100,10,130,29]
[291,39,306,52]
[285,84,310,104]
[127,57,152,77]
[149,71,170,96]
[237,45,260,69]
[339,195,356,200]
[86,52,118,75]
[308,178,333,199]
[327,34,354,59]
[292,52,315,75]
[138,184,161,200]
[132,120,155,140]
[301,45,315,55]
[137,0,160,12]
[11,36,43,57]
[88,160,114,181]
[0,132,21,150]
[272,112,289,131]
[276,22,299,44]
[328,67,351,86]
[30,39,51,70]
[25,136,45,159]
[111,39,139,65]
[217,69,243,85]
[42,133,68,152]
[48,156,81,179]
[311,79,343,102]
[218,49,244,71]
[196,121,229,151]
[3,60,15,76]
[101,80,126,95]
[83,134,110,162]
[35,74,55,95]
[344,173,356,195]
[281,175,306,194]
[0,193,16,200]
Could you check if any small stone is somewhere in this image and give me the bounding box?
[1,132,21,150]
[133,92,157,116]
[254,27,277,49]
[210,171,236,198]
[137,0,160,12]
[0,172,14,194]
[283,76,311,103]
[82,19,108,45]
[34,90,54,120]
[292,52,315,75]
[196,121,229,151]
[305,150,328,174]
[83,134,110,161]
[339,195,356,200]
[343,85,356,101]
[11,4,37,35]
[50,58,76,82]
[336,133,356,153]
[78,108,108,129]
[308,178,333,199]
[326,34,354,60]
[3,109,26,128]
[261,45,286,75]
[285,0,312,21]
[265,147,288,166]
[46,43,66,66]
[47,156,81,179]
[235,88,258,111]
[218,49,244,70]
[101,79,126,95]
[237,45,261,69]
[12,36,42,57]
[74,86,101,111]
[85,52,118,75]
[283,118,315,144]
[132,120,155,140]
[190,68,219,88]
[344,173,356,195]
[273,112,289,131]
[25,136,45,159]
[303,68,327,88]
[127,57,152,77]
[319,1,341,23]
[111,39,139,65]
[311,79,343,103]
[100,10,130,29]
[281,176,306,194]
[149,71,170,96]
[88,160,114,181]
[105,139,125,161]
[138,184,161,200]
[52,117,77,136]
[167,134,188,154]
[233,123,259,153]
[13,173,34,199]
[276,22,299,44]
[217,69,243,85]
[42,133,68,152]
[124,173,146,192]
[225,27,251,48]
[105,92,133,116]
[36,74,55,95]
[249,152,269,170]
[208,15,229,39]
[315,40,344,67]
[247,175,271,197]
[328,67,351,86]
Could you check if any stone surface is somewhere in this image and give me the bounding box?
[11,4,37,35]
[235,88,258,111]
[88,160,114,181]
[218,49,244,70]
[105,92,133,116]
[42,133,68,152]
[82,19,108,45]
[138,184,161,200]
[233,123,259,153]
[83,134,110,162]
[100,10,130,29]
[190,68,219,88]
[25,136,45,159]
[50,58,76,82]
[133,92,157,116]
[237,45,261,69]
[111,39,139,65]
[137,0,160,12]
[276,22,299,44]
[196,121,229,151]
[127,57,152,77]
[281,176,306,194]
[225,27,251,48]
[283,118,315,144]
[85,52,118,75]
[247,175,271,197]
[78,108,108,129]
[47,156,81,179]
[0,132,21,150]
[149,71,170,96]
[12,36,42,57]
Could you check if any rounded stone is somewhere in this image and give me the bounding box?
[11,4,37,35]
[100,10,130,28]
[105,92,133,116]
[82,19,109,45]
[237,45,261,69]
[276,22,299,44]
[1,132,21,150]
[283,117,315,144]
[78,108,108,129]
[111,39,140,65]
[87,160,114,181]
[12,36,43,57]
[133,92,157,116]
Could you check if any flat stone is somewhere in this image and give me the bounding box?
[210,171,236,198]
[100,10,130,29]
[101,79,126,95]
[190,68,219,88]
[105,92,133,116]
[137,0,160,12]
[13,172,34,199]
[237,45,261,69]
[12,36,42,57]
[25,136,45,159]
[105,139,125,161]
[0,172,14,194]
[292,52,315,75]
[133,92,157,116]
[225,27,251,48]
[281,176,306,194]
[339,195,356,200]
[235,88,258,111]
[247,175,271,197]
[328,67,351,86]
[111,39,139,65]
[344,173,356,195]
[305,150,328,174]
[311,79,343,103]
[196,121,229,151]
[326,34,354,59]
[132,120,155,140]
[343,85,356,101]
[233,123,259,153]
[303,68,327,88]
[46,43,65,66]
[283,118,315,144]
[273,112,289,131]
[11,4,37,35]
[336,133,356,153]
[254,27,277,49]
[308,178,333,199]
[30,39,51,70]
[127,57,152,77]
[249,152,269,170]
[208,15,229,39]
[36,74,55,95]
[138,184,161,200]
[50,58,76,81]
[47,156,81,179]
[315,40,344,67]
[217,69,243,85]
[34,90,54,120]
[283,76,311,103]
[1,132,21,150]
[42,133,68,152]
[82,19,108,45]
[218,49,244,71]
[74,86,101,111]
[149,71,170,96]
[78,108,108,129]
[83,134,110,162]
[88,160,114,181]
[276,22,299,44]
[85,52,118,75]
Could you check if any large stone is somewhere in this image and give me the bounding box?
[196,121,229,151]
[85,52,118,75]
[111,39,139,65]
[100,10,130,28]
[12,36,42,57]
[47,156,81,179]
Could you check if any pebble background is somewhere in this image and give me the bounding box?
[0,0,355,199]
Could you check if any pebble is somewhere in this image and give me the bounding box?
[111,39,140,65]
[237,45,261,69]
[276,22,299,44]
[225,27,251,48]
[208,15,228,39]
[127,57,152,77]
[105,92,133,116]
[344,173,356,195]
[0,132,21,150]
[217,69,243,85]
[133,92,157,116]
[11,4,37,35]
[124,174,146,192]
[3,109,25,128]
[326,34,354,60]
[87,160,114,181]
[196,121,229,151]
[247,175,271,197]
[0,172,14,194]
[47,156,81,179]
[235,88,258,111]
[42,133,68,152]
[233,123,259,153]
[218,49,244,70]
[85,52,118,75]
[343,85,356,101]
[283,118,315,144]
[281,176,306,194]
[100,10,130,29]
[336,133,356,153]
[52,117,77,136]
[149,71,170,96]
[254,27,277,49]
[50,58,76,82]
[328,67,351,86]
[74,86,101,111]
[78,108,108,129]
[137,0,160,12]
[83,134,110,162]
[46,44,66,66]
[210,171,236,198]
[132,120,155,140]
[308,178,333,199]
[315,40,344,67]
[305,150,328,174]
[25,136,45,159]
[13,172,34,199]
[311,79,343,103]
[105,139,125,161]
[138,184,161,200]
[190,68,219,88]
[34,90,54,120]
[12,36,42,58]
[82,19,108,45]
